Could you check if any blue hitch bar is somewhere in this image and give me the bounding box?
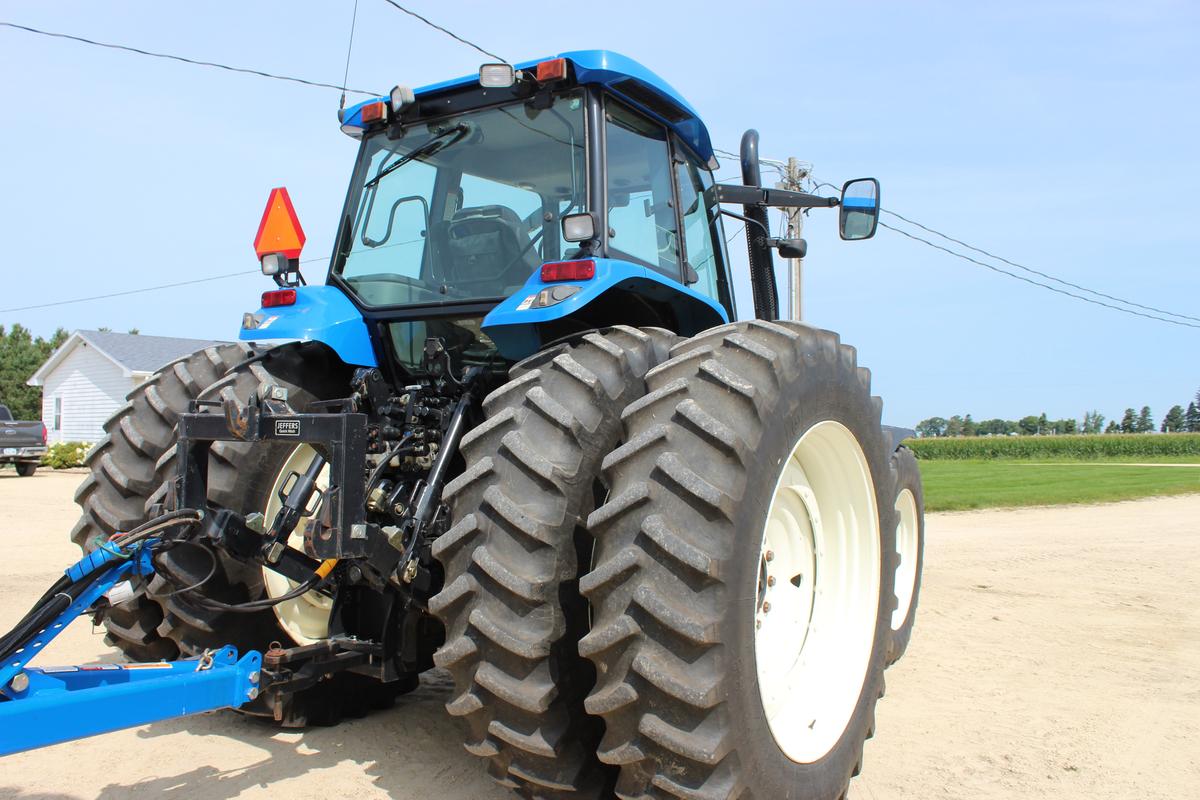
[0,536,261,757]
[0,647,262,756]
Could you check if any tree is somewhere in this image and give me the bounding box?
[0,325,68,420]
[1120,408,1136,433]
[945,415,965,437]
[1105,420,1120,434]
[1060,418,1077,434]
[1186,402,1200,433]
[1038,413,1049,434]
[1082,411,1105,434]
[1018,415,1040,435]
[1135,406,1153,433]
[963,414,978,437]
[916,417,948,438]
[1162,405,1185,433]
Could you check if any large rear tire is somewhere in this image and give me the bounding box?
[887,445,924,666]
[71,343,250,661]
[72,342,402,724]
[581,321,897,799]
[432,326,676,797]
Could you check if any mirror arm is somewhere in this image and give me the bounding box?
[712,183,839,209]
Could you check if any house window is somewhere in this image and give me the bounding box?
[54,397,62,431]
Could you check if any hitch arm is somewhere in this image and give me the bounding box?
[0,648,261,757]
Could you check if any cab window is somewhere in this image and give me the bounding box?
[674,153,732,313]
[605,100,680,277]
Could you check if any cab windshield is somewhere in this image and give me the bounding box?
[334,91,587,307]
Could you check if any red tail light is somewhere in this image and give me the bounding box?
[262,289,297,308]
[360,101,388,124]
[42,424,47,445]
[536,58,568,82]
[541,260,595,282]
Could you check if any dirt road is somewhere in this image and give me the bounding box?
[1,470,1197,799]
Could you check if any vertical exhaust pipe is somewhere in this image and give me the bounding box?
[740,130,779,321]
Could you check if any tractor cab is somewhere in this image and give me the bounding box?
[242,50,878,373]
[244,52,737,370]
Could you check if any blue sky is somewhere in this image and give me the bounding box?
[1,1,1197,427]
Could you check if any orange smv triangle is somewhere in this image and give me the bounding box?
[253,187,306,259]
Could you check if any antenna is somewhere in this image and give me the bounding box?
[339,0,360,111]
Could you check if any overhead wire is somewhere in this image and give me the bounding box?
[0,257,330,314]
[878,221,1200,329]
[798,177,1200,330]
[376,0,507,63]
[880,207,1200,324]
[0,21,379,96]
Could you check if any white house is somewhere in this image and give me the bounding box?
[27,331,228,444]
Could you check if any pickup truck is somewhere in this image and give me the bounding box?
[0,403,46,477]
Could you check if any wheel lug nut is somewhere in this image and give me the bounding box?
[756,619,762,629]
[765,550,775,562]
[767,576,776,587]
[762,601,771,613]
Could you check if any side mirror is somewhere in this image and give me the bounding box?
[773,238,807,259]
[561,212,597,242]
[839,178,880,241]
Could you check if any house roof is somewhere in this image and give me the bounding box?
[27,330,230,386]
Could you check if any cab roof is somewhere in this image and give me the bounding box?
[341,49,714,163]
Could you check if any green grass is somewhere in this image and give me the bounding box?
[919,459,1200,512]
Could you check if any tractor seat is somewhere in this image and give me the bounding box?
[439,205,539,294]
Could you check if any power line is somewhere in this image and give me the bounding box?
[881,207,1200,324]
[878,221,1200,330]
[0,258,330,314]
[376,0,507,63]
[0,21,379,96]
[806,178,1200,328]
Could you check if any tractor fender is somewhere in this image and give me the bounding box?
[238,285,378,367]
[483,258,728,360]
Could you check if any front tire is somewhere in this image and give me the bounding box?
[15,462,36,477]
[581,321,897,799]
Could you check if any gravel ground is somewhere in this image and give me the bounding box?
[1,470,1197,799]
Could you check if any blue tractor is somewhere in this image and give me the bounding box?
[38,50,924,799]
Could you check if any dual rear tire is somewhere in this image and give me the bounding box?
[887,446,924,666]
[439,320,899,799]
[579,320,896,798]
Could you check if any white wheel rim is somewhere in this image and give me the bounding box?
[262,444,334,645]
[754,420,880,764]
[891,487,919,630]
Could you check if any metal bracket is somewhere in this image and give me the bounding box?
[176,401,375,559]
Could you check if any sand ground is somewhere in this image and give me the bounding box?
[0,469,1196,799]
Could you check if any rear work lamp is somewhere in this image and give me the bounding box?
[479,63,515,88]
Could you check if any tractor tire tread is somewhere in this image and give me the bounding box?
[432,325,676,798]
[582,320,893,800]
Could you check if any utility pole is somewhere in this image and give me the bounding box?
[776,157,810,321]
